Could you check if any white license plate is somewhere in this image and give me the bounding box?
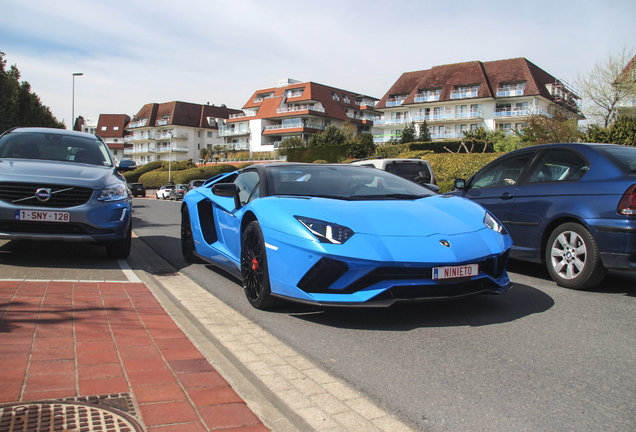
[433,264,478,280]
[15,210,70,223]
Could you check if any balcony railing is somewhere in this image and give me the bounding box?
[496,88,525,97]
[373,134,400,143]
[128,119,148,128]
[276,105,325,114]
[356,99,377,108]
[154,146,188,153]
[414,93,440,103]
[450,89,479,99]
[431,131,464,140]
[264,123,326,131]
[154,132,188,140]
[373,117,410,126]
[493,107,553,118]
[386,97,406,107]
[219,128,251,136]
[229,112,256,119]
[413,109,484,122]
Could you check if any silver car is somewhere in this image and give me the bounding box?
[0,127,133,258]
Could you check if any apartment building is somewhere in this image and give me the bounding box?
[94,114,131,163]
[374,58,583,143]
[221,79,380,153]
[125,101,242,165]
[617,54,636,117]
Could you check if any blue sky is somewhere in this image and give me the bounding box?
[2,0,634,128]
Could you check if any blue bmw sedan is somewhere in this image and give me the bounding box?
[450,143,636,289]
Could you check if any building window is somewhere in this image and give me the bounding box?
[198,144,200,150]
[198,131,201,137]
[101,126,107,131]
[114,139,118,143]
[113,126,119,131]
[331,92,339,101]
[113,150,118,155]
[342,94,350,104]
[207,131,213,138]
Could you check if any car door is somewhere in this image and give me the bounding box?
[215,170,261,263]
[456,149,538,227]
[505,147,590,261]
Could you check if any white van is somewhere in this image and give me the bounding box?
[350,158,437,189]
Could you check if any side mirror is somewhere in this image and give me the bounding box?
[213,183,241,209]
[453,179,466,190]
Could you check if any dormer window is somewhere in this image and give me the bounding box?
[331,91,340,101]
[342,94,350,104]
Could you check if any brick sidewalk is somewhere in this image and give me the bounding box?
[0,280,269,431]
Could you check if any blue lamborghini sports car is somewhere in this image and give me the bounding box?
[180,163,513,309]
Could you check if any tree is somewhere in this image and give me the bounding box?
[584,115,636,146]
[308,125,348,146]
[278,136,305,156]
[347,133,376,159]
[575,45,636,127]
[518,112,582,144]
[199,147,210,163]
[400,121,417,144]
[417,121,431,142]
[0,51,64,132]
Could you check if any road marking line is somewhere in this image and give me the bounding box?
[117,259,142,283]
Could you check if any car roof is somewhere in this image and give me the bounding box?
[4,127,100,140]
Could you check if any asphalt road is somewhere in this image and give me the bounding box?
[4,196,635,432]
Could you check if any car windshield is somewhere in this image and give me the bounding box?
[267,165,435,200]
[0,131,112,166]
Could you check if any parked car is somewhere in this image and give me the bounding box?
[186,179,207,193]
[181,163,512,309]
[118,159,136,170]
[449,143,636,289]
[169,184,187,201]
[350,158,437,190]
[128,183,146,197]
[156,185,175,199]
[0,127,133,258]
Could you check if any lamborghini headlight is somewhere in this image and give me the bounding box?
[97,184,128,202]
[295,216,355,244]
[484,211,507,235]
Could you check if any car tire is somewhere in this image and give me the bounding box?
[241,221,279,310]
[545,222,606,289]
[181,207,205,264]
[106,222,132,259]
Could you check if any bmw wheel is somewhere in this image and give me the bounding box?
[181,207,204,264]
[241,221,278,309]
[545,222,606,289]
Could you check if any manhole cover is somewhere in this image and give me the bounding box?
[0,400,143,432]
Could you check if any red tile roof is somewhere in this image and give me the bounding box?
[232,81,378,124]
[376,58,566,109]
[130,101,242,129]
[96,114,131,138]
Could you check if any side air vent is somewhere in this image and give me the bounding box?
[197,200,218,244]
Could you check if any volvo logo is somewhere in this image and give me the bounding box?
[440,240,451,248]
[35,188,52,202]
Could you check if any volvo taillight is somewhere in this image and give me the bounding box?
[617,184,636,216]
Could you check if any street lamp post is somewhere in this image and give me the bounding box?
[72,72,83,130]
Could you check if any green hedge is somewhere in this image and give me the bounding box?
[138,164,237,188]
[286,146,349,163]
[376,140,492,158]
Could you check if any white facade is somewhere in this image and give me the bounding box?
[124,125,225,165]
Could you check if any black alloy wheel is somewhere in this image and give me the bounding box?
[181,207,204,264]
[241,221,278,309]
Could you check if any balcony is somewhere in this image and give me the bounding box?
[154,146,188,153]
[373,134,400,144]
[264,123,326,132]
[155,119,170,126]
[356,99,377,108]
[420,109,484,122]
[386,96,406,107]
[155,132,188,140]
[128,119,148,129]
[450,89,479,99]
[229,112,256,119]
[431,131,464,140]
[219,127,251,137]
[276,105,325,114]
[373,117,410,126]
[493,107,553,118]
[496,88,525,97]
[414,93,440,103]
